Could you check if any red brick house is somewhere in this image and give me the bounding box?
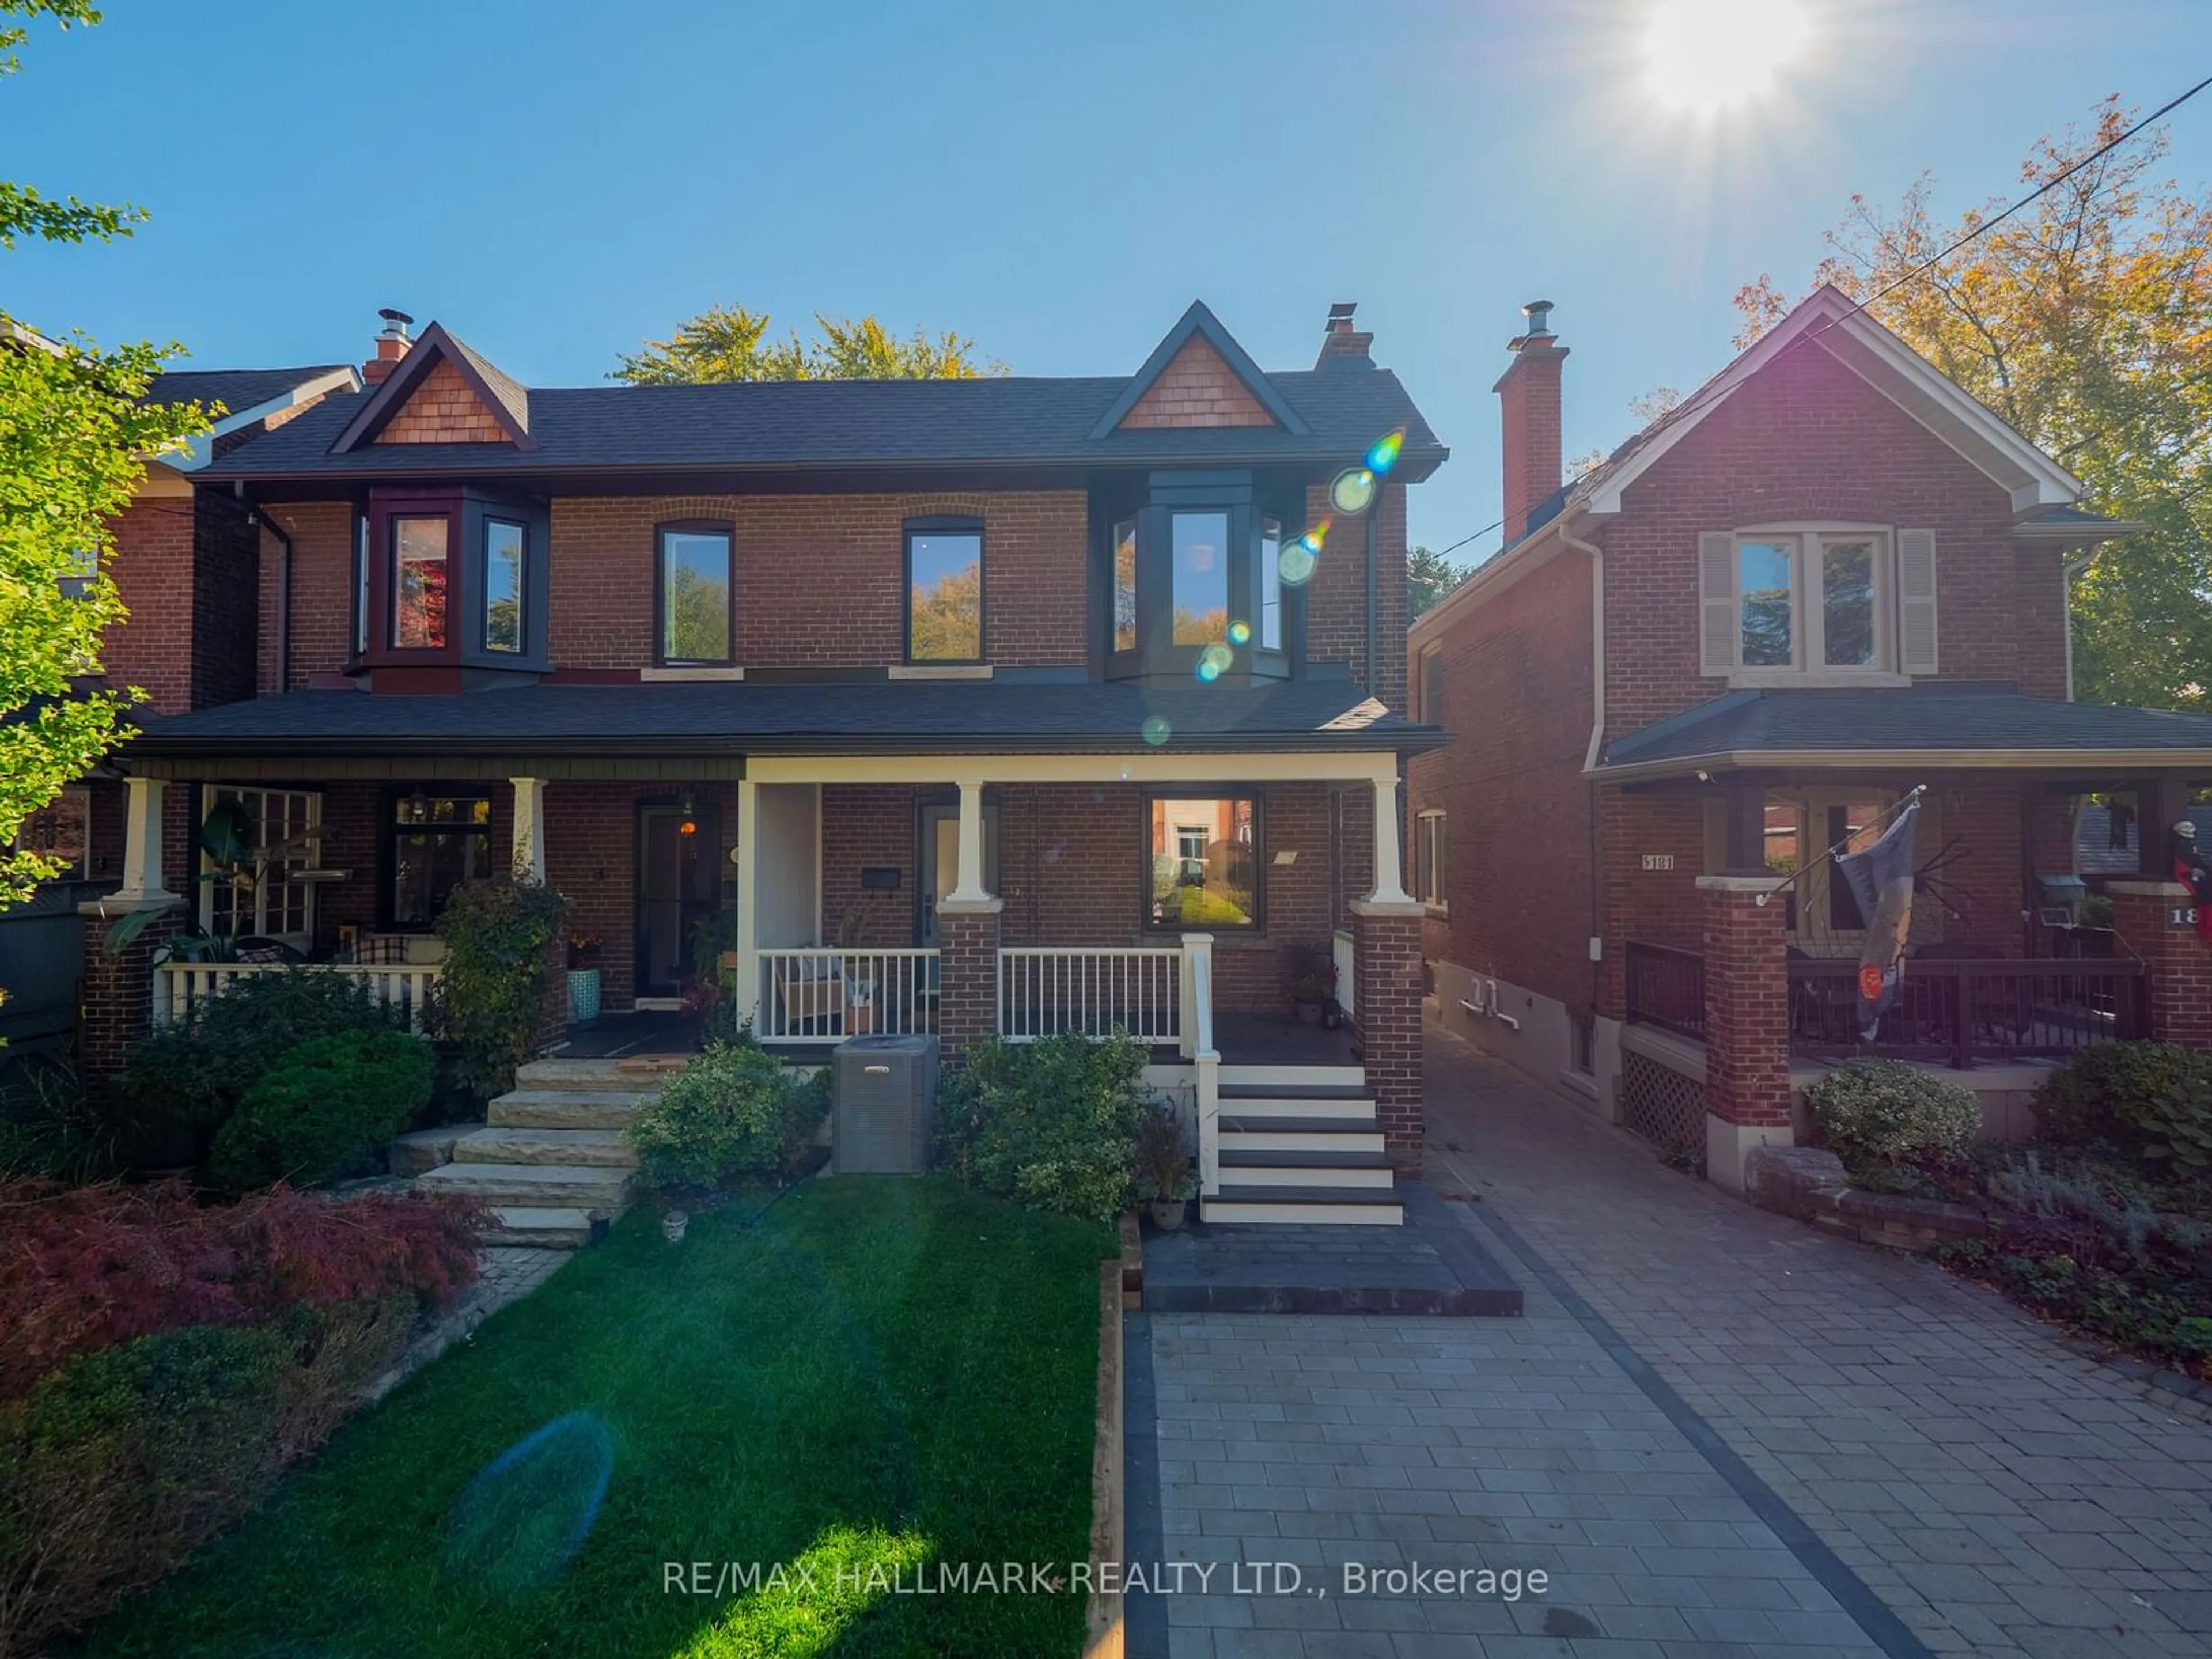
[1408,290,2212,1190]
[75,302,1448,1222]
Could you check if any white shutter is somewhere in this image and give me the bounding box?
[1897,528,1938,674]
[1699,532,1738,675]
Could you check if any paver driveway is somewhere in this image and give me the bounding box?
[1131,1022,2212,1658]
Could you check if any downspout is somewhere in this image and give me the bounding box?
[241,485,294,695]
[2062,550,2094,703]
[1558,511,1607,1021]
[1363,509,1379,699]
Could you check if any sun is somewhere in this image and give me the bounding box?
[1641,0,1813,115]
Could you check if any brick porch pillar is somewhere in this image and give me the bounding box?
[2109,880,2212,1049]
[1698,874,1794,1191]
[78,903,182,1081]
[1351,898,1426,1175]
[935,900,1001,1062]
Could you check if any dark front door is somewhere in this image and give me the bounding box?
[636,802,719,1000]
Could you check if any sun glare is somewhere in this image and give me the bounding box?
[1641,0,1812,115]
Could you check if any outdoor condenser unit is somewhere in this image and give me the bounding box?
[831,1033,940,1174]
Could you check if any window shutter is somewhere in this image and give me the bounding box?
[1698,532,1737,675]
[1897,528,1938,674]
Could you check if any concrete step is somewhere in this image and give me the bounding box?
[1218,1116,1385,1154]
[1215,1088,1377,1120]
[515,1057,685,1093]
[419,1161,632,1210]
[1200,1186,1403,1226]
[453,1126,638,1169]
[478,1206,596,1250]
[1217,1149,1395,1189]
[1217,1063,1363,1090]
[488,1089,656,1129]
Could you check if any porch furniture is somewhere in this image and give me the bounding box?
[760,949,940,1043]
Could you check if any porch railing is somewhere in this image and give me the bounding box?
[755,948,940,1044]
[1624,941,1707,1043]
[155,961,441,1033]
[1789,956,2148,1068]
[997,947,1183,1044]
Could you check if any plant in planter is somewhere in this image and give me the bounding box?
[1282,938,1339,1026]
[566,931,603,1027]
[1135,1104,1198,1230]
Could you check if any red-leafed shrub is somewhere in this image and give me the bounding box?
[0,1180,484,1402]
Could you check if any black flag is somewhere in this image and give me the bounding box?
[1837,801,1918,1043]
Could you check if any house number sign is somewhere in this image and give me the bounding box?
[2176,906,2201,929]
[1641,854,1675,872]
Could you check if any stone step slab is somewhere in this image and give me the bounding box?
[418,1161,632,1210]
[488,1089,656,1129]
[515,1057,684,1093]
[453,1126,638,1169]
[478,1206,596,1250]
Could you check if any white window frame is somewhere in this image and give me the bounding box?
[200,786,323,947]
[1415,808,1448,910]
[1728,525,1907,688]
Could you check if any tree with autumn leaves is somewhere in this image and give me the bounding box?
[1,2,209,909]
[1738,97,2212,712]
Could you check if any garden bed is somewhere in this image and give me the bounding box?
[86,1176,1113,1658]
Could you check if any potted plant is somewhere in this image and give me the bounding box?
[1136,1106,1196,1230]
[567,931,603,1027]
[1283,938,1339,1026]
[834,902,880,1035]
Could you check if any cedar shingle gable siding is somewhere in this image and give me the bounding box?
[1116,337,1276,430]
[374,358,512,445]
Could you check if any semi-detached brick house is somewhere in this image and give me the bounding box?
[1408,291,2212,1191]
[75,302,1450,1224]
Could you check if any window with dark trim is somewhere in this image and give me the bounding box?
[1111,517,1138,653]
[657,522,735,665]
[1259,516,1283,651]
[390,516,450,650]
[352,512,369,656]
[1146,793,1259,930]
[483,518,525,653]
[384,788,493,929]
[904,521,983,661]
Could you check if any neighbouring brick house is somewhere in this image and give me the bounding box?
[1408,291,2212,1190]
[73,301,1449,1223]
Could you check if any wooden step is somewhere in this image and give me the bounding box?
[1200,1186,1403,1226]
[1217,1149,1395,1189]
[1218,1116,1385,1154]
[419,1161,633,1210]
[478,1206,596,1250]
[453,1127,638,1169]
[1217,1062,1364,1090]
[488,1089,656,1129]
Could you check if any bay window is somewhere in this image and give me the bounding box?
[1170,510,1230,646]
[484,518,526,653]
[1100,474,1300,681]
[360,488,548,674]
[391,517,449,649]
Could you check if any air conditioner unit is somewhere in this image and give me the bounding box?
[832,1033,940,1175]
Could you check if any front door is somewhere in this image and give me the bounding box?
[636,801,719,1000]
[916,802,999,946]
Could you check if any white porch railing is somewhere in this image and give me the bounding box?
[1333,927,1356,1022]
[154,961,441,1033]
[756,948,940,1044]
[997,948,1183,1044]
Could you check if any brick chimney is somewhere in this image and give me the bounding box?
[1315,301,1375,370]
[1495,299,1567,544]
[363,308,414,386]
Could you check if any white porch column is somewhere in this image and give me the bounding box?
[509,776,547,883]
[948,774,991,903]
[734,778,761,1027]
[1365,770,1415,907]
[118,774,177,903]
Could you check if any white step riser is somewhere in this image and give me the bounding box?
[1217,1097,1376,1120]
[1217,1165,1395,1190]
[1201,1200,1403,1226]
[1221,1130,1385,1154]
[1217,1064,1363,1089]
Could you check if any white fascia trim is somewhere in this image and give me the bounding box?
[748,751,1404,787]
[169,366,363,472]
[1587,746,2212,783]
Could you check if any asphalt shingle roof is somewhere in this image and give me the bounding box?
[1603,685,2212,768]
[128,678,1443,758]
[145,366,348,416]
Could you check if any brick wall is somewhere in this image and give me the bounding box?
[1305,480,1407,713]
[937,907,1001,1058]
[820,785,921,949]
[2111,884,2212,1050]
[80,906,181,1080]
[1116,337,1274,429]
[191,492,262,709]
[259,501,353,692]
[1596,789,1708,1020]
[373,358,511,444]
[102,496,195,714]
[1351,907,1423,1171]
[1700,884,1791,1130]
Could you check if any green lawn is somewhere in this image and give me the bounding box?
[88,1177,1111,1659]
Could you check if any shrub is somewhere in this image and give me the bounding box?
[0,1179,481,1401]
[115,970,403,1169]
[935,1032,1147,1222]
[0,1297,414,1655]
[1807,1059,1980,1167]
[430,877,569,1100]
[206,1029,437,1193]
[2034,1042,2212,1166]
[626,1042,827,1189]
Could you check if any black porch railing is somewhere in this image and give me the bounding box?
[1624,940,1706,1043]
[1787,957,2147,1069]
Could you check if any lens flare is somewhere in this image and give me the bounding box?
[1228,620,1252,646]
[1366,428,1405,477]
[1141,715,1172,745]
[1278,543,1317,586]
[1331,468,1376,515]
[444,1411,615,1593]
[1196,644,1233,682]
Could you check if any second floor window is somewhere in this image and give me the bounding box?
[906,522,983,661]
[392,517,449,649]
[1416,809,1447,907]
[1112,518,1138,653]
[484,520,525,654]
[658,522,734,665]
[1701,527,1922,680]
[1171,510,1230,646]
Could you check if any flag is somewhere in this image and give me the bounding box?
[2173,820,2211,942]
[1838,802,1918,1043]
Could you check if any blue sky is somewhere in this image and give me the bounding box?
[6,0,2209,562]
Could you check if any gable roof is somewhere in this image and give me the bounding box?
[141,363,361,472]
[328,322,535,452]
[1087,301,1311,439]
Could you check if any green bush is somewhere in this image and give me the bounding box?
[935,1032,1147,1222]
[626,1042,827,1189]
[1808,1059,1980,1167]
[115,971,403,1169]
[2035,1042,2212,1168]
[429,878,569,1100]
[207,1030,436,1192]
[0,1298,412,1656]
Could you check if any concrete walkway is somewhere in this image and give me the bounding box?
[1131,1022,2212,1658]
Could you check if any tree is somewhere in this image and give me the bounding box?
[614,302,1005,384]
[1408,545,1469,617]
[1735,98,2212,710]
[1,2,209,908]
